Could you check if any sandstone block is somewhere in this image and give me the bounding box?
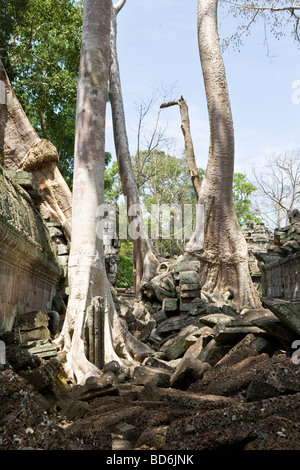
[14,310,49,331]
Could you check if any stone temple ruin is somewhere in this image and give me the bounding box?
[0,168,121,361]
[0,164,299,366]
[1,166,300,450]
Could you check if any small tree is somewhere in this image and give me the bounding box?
[233,173,261,226]
[253,150,300,228]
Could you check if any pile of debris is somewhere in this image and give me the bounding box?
[2,257,300,450]
[1,309,58,363]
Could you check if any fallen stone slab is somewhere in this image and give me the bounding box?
[162,298,178,312]
[71,375,119,402]
[113,422,138,442]
[170,357,211,390]
[18,339,58,358]
[199,313,234,328]
[14,310,49,330]
[261,297,300,337]
[139,385,234,411]
[251,315,297,349]
[213,309,271,343]
[160,324,201,360]
[6,346,41,372]
[213,322,265,343]
[174,261,200,273]
[58,398,89,421]
[156,315,202,336]
[198,339,233,366]
[18,326,51,343]
[245,354,300,402]
[131,365,172,388]
[144,356,176,373]
[182,327,214,360]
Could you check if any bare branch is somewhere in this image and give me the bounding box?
[114,0,127,14]
[223,0,300,13]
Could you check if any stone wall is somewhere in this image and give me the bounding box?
[258,210,300,302]
[260,254,300,300]
[0,169,62,333]
[242,220,273,295]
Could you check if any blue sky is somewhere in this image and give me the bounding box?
[105,0,300,178]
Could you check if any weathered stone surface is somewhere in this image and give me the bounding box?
[189,335,274,397]
[144,356,176,373]
[162,298,178,311]
[246,355,300,401]
[262,297,300,337]
[6,346,41,372]
[139,384,234,411]
[174,261,200,273]
[180,289,201,298]
[251,315,297,349]
[213,322,265,343]
[170,357,211,390]
[113,422,138,442]
[58,398,89,421]
[0,169,62,332]
[18,326,51,343]
[160,324,200,360]
[212,309,271,343]
[71,375,119,402]
[151,273,177,301]
[19,338,58,358]
[14,310,49,330]
[131,365,172,388]
[0,369,67,450]
[198,339,233,366]
[165,392,300,450]
[181,327,214,360]
[198,313,234,328]
[135,425,168,450]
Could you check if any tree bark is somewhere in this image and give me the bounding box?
[160,96,202,200]
[184,0,260,311]
[56,0,153,384]
[109,1,160,294]
[56,0,116,383]
[0,59,72,240]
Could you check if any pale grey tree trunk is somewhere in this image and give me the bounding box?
[57,0,117,383]
[109,1,160,294]
[184,0,260,311]
[57,0,153,383]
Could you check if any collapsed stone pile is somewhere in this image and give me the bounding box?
[1,255,300,450]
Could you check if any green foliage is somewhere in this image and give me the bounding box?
[104,160,122,203]
[232,173,262,226]
[0,0,83,182]
[116,239,134,289]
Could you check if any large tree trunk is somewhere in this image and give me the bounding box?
[0,59,72,241]
[160,96,202,200]
[184,0,260,311]
[56,0,118,384]
[109,0,160,294]
[57,0,153,384]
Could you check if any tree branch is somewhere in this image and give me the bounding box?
[223,0,300,13]
[114,0,127,14]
